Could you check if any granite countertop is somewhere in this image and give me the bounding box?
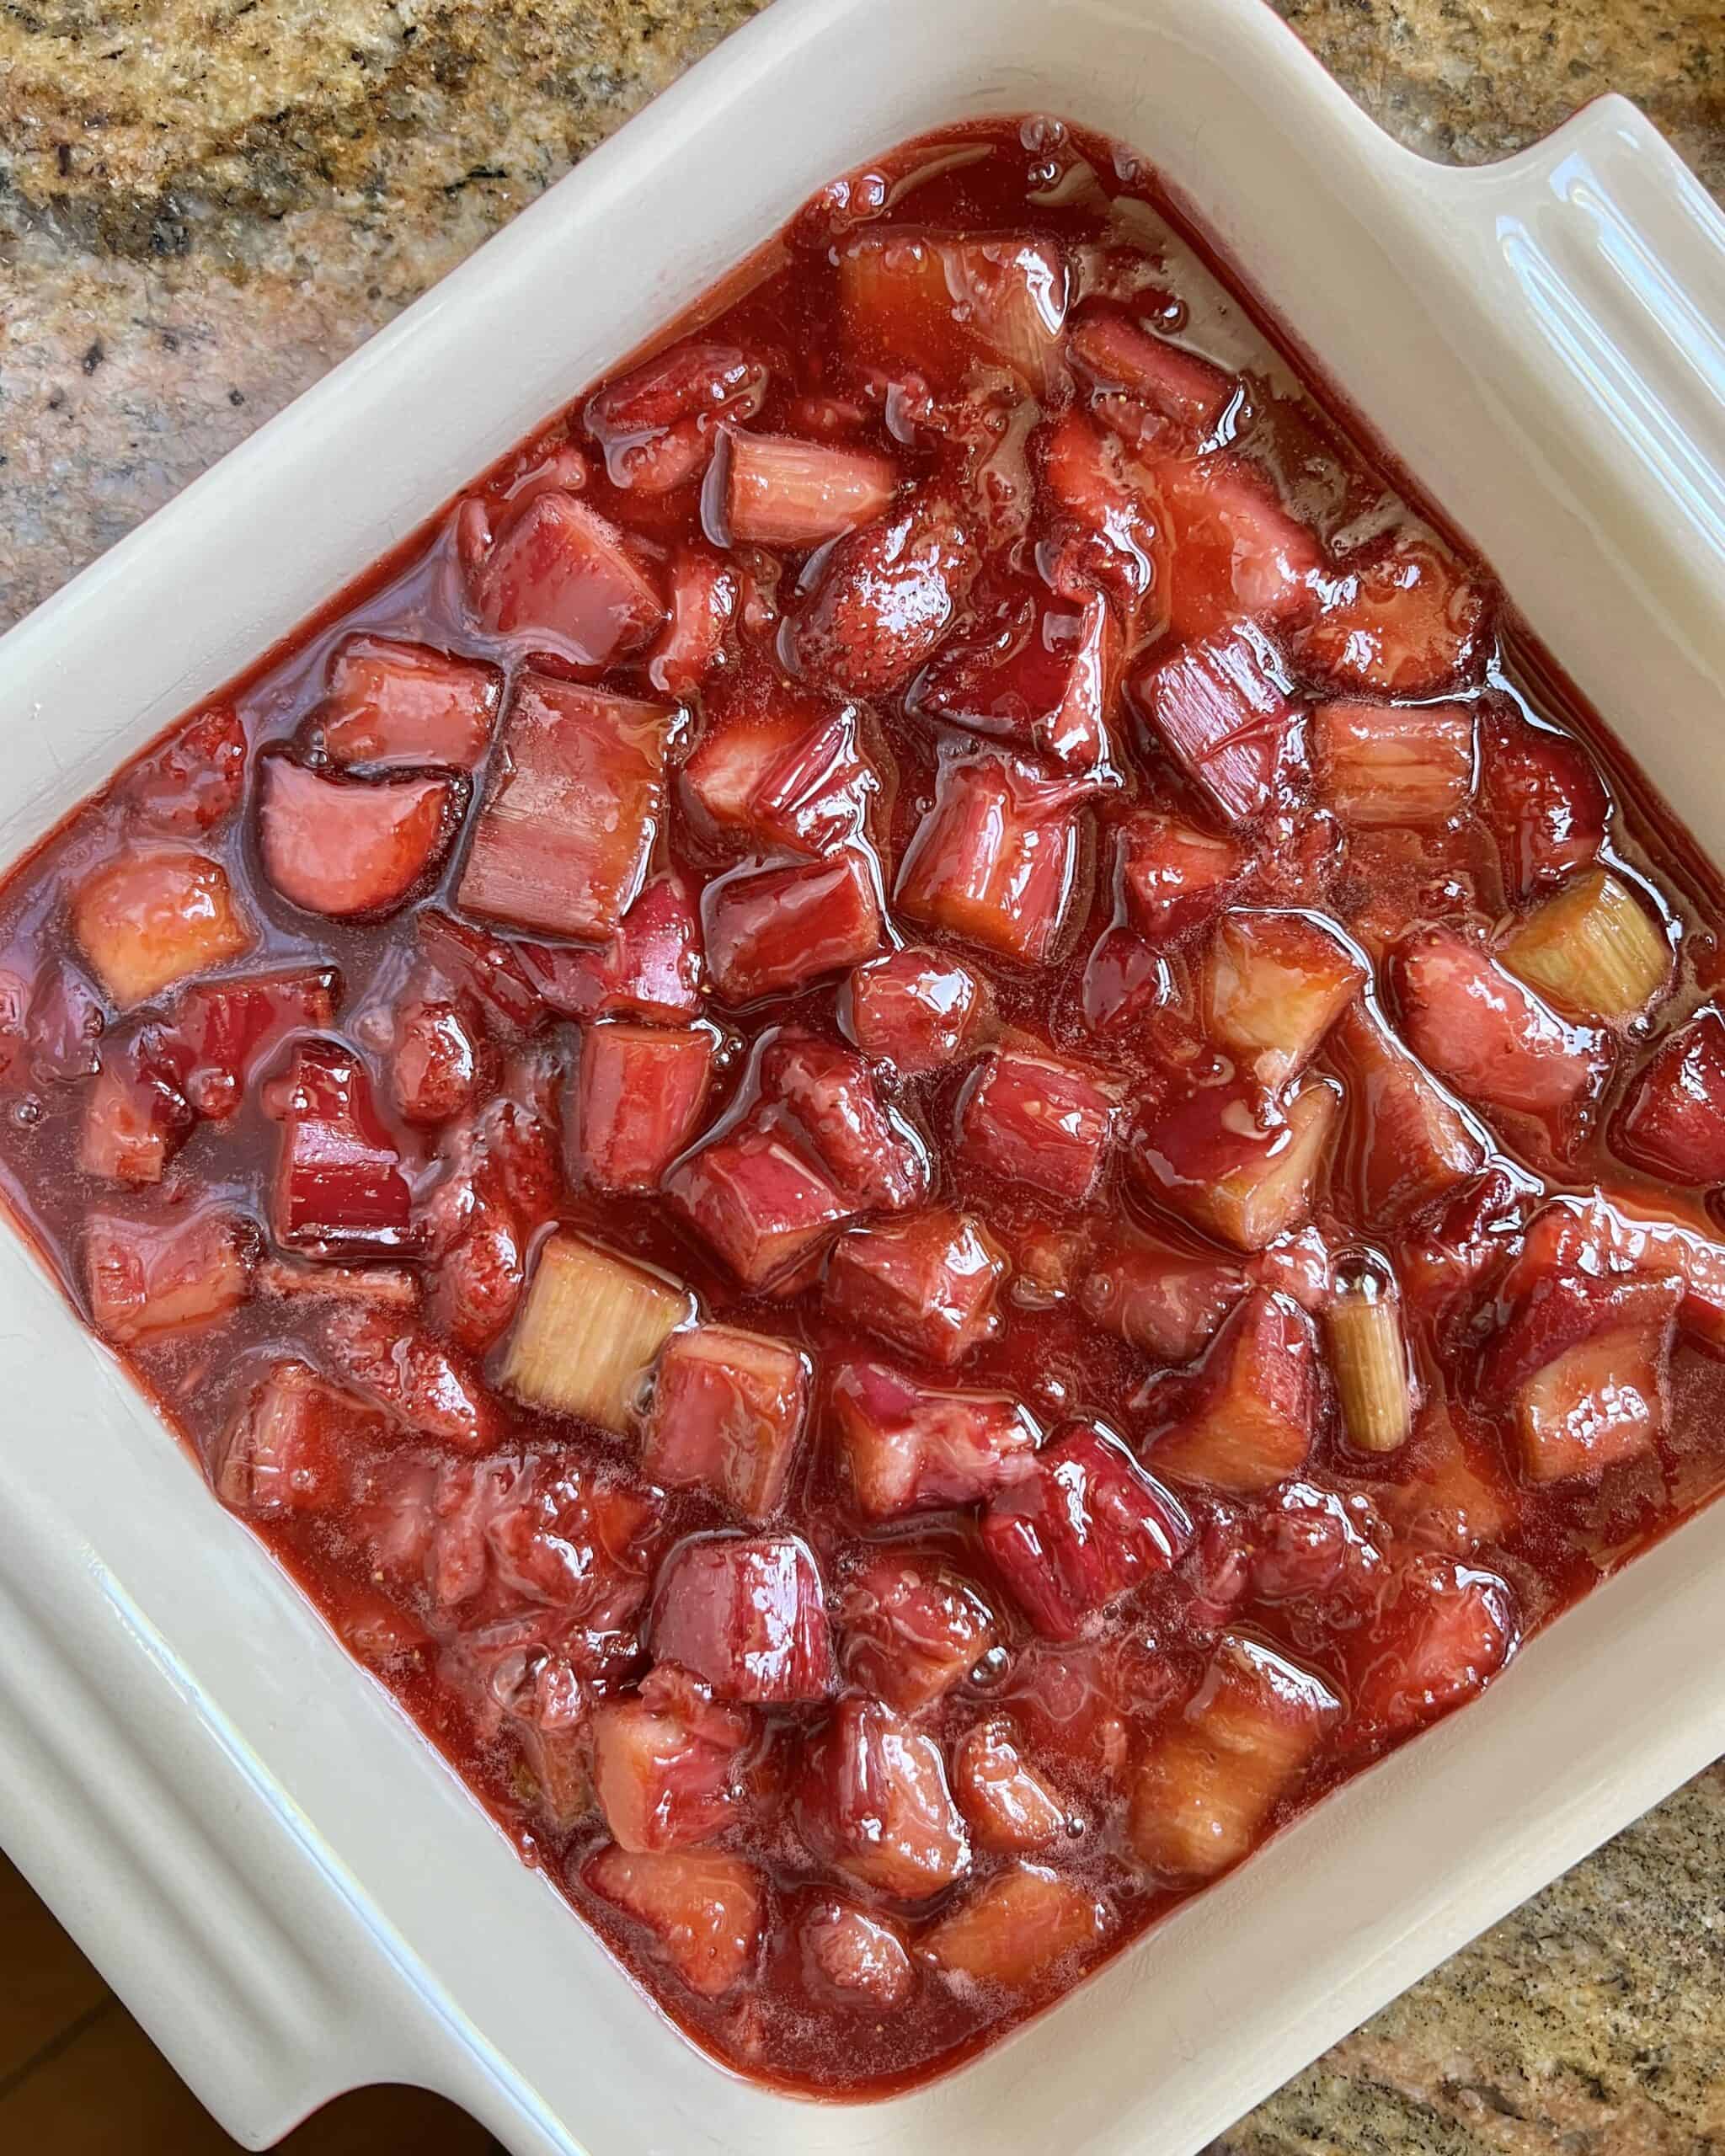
[2,3,1723,2148]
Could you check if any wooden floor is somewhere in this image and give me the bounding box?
[0,1854,502,2153]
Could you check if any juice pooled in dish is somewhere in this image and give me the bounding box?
[4,115,1725,2093]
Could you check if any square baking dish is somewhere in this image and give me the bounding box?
[3,0,1725,2149]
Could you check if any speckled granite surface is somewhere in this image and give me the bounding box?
[2,3,1723,2148]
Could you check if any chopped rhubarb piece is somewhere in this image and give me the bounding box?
[1396,929,1610,1120]
[839,230,1067,392]
[921,1864,1105,1987]
[390,999,482,1126]
[1148,1289,1317,1494]
[896,751,1086,965]
[319,634,501,770]
[720,431,898,547]
[521,872,704,1025]
[954,1049,1115,1203]
[844,947,984,1075]
[800,1901,915,2010]
[702,849,884,1003]
[573,1022,715,1194]
[1080,1228,1244,1363]
[1350,1556,1518,1737]
[470,490,665,664]
[1080,924,1172,1036]
[457,675,676,942]
[21,962,104,1083]
[1327,1264,1415,1454]
[168,968,339,1119]
[950,1722,1072,1853]
[830,1358,1042,1521]
[417,912,543,1033]
[259,761,455,919]
[825,1209,1007,1368]
[1042,410,1160,595]
[795,1695,970,1900]
[1202,910,1366,1086]
[85,1208,254,1345]
[77,1035,192,1185]
[647,543,738,697]
[650,1532,835,1704]
[257,1258,419,1310]
[1295,536,1488,695]
[911,585,1119,777]
[590,1666,755,1853]
[584,339,768,493]
[72,848,254,1009]
[684,698,878,857]
[269,1040,414,1254]
[1381,1403,1515,1554]
[640,1324,811,1520]
[1311,699,1473,826]
[982,1422,1191,1640]
[839,1553,999,1712]
[1134,621,1299,823]
[1615,1009,1725,1183]
[500,1232,692,1434]
[788,491,977,697]
[1153,456,1324,643]
[1499,868,1670,1022]
[1130,1635,1340,1880]
[1116,812,1247,943]
[666,1122,855,1290]
[322,1303,499,1454]
[1486,1269,1683,1483]
[215,1358,383,1513]
[756,1029,928,1209]
[1071,302,1237,440]
[583,1846,763,1999]
[1326,1000,1484,1224]
[1480,710,1610,899]
[125,704,247,835]
[1131,1072,1340,1253]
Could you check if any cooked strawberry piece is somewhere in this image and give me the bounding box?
[921,1863,1105,1987]
[897,751,1086,965]
[583,1845,764,1999]
[1351,1555,1518,1737]
[215,1358,382,1514]
[77,1034,193,1185]
[950,1722,1071,1853]
[788,492,977,697]
[825,1209,1006,1368]
[843,947,984,1075]
[1480,710,1610,899]
[911,585,1119,777]
[457,675,676,942]
[640,1324,810,1520]
[839,230,1067,392]
[85,1207,254,1345]
[1380,1403,1515,1554]
[1079,923,1172,1036]
[1134,621,1299,823]
[573,1022,714,1195]
[322,1302,499,1454]
[416,911,542,1033]
[1153,456,1323,642]
[1296,536,1487,695]
[521,872,703,1025]
[1130,1635,1340,1880]
[703,850,884,1004]
[795,1694,969,1900]
[333,1584,431,1668]
[1116,812,1247,943]
[259,761,455,919]
[584,340,768,493]
[650,1532,836,1705]
[1148,1289,1317,1494]
[839,1552,999,1712]
[21,962,105,1083]
[72,848,254,1009]
[954,1049,1115,1203]
[721,431,898,547]
[1398,1166,1533,1326]
[646,543,738,697]
[1396,928,1610,1120]
[431,1205,525,1353]
[1130,1071,1339,1252]
[125,704,248,835]
[388,999,481,1128]
[1485,1268,1682,1483]
[1616,1010,1725,1183]
[1071,302,1237,440]
[1326,999,1484,1224]
[756,1030,928,1212]
[799,1900,915,2010]
[499,1232,692,1435]
[268,1040,415,1255]
[1080,1227,1244,1362]
[1311,699,1473,826]
[666,1122,855,1290]
[318,635,500,771]
[166,969,339,1119]
[590,1665,755,1853]
[831,1359,1041,1521]
[470,490,664,663]
[1202,910,1365,1086]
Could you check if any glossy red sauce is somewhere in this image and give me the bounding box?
[4,116,1725,2095]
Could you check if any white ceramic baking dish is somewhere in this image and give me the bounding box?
[3,0,1725,2148]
